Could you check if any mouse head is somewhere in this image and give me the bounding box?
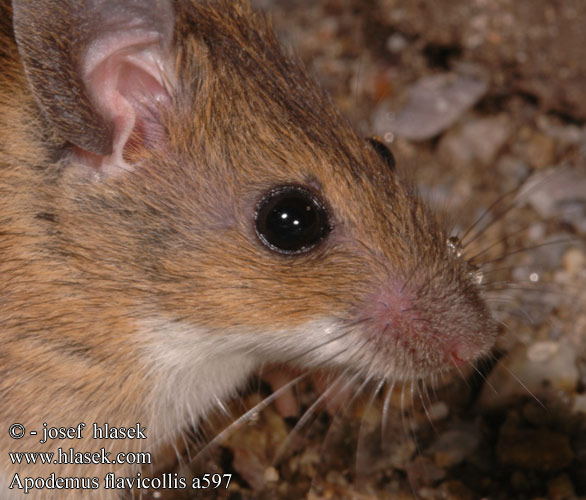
[12,0,497,384]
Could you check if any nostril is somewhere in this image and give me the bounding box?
[450,349,466,367]
[448,341,479,367]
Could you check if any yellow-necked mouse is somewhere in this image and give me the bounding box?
[0,0,497,497]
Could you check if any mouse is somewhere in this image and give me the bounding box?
[0,0,498,498]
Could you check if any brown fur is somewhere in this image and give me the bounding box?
[0,1,497,498]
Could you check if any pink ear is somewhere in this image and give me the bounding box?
[13,0,175,175]
[83,31,175,174]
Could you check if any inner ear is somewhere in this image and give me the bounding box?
[13,0,175,175]
[83,35,174,173]
[117,58,172,151]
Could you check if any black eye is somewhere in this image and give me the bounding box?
[368,136,395,171]
[255,186,331,254]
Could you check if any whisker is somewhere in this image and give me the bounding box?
[179,431,192,466]
[466,222,544,263]
[484,282,582,298]
[469,361,498,395]
[355,378,385,474]
[192,331,365,464]
[450,359,471,390]
[213,395,233,420]
[461,167,564,248]
[381,380,397,445]
[273,369,357,464]
[416,381,436,432]
[399,382,414,447]
[191,371,310,463]
[495,358,545,409]
[478,238,576,268]
[430,373,439,401]
[459,184,521,245]
[279,319,367,366]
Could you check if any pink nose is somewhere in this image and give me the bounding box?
[361,282,487,372]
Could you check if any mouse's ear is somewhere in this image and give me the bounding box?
[13,0,174,175]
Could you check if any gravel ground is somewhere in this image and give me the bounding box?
[136,1,586,499]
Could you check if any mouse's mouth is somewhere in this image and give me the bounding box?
[255,306,498,420]
[250,291,497,389]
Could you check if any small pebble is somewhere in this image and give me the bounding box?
[431,428,480,467]
[496,427,574,471]
[438,115,511,168]
[388,437,417,469]
[510,470,531,491]
[324,470,347,488]
[547,473,576,500]
[562,247,586,276]
[427,401,449,422]
[263,466,279,483]
[527,340,559,362]
[514,130,556,169]
[479,342,579,409]
[386,33,408,53]
[297,447,320,478]
[417,487,437,499]
[573,394,586,415]
[438,480,476,500]
[232,448,267,491]
[405,456,446,488]
[521,168,586,233]
[379,72,488,141]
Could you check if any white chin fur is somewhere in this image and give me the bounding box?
[139,316,360,440]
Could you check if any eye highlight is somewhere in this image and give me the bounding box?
[368,136,396,171]
[255,185,331,255]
